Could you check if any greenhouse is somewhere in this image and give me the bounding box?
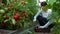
[0,0,60,34]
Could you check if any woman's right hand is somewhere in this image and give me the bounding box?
[33,18,36,22]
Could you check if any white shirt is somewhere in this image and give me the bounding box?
[34,9,52,19]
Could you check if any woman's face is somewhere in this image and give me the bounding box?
[41,6,45,9]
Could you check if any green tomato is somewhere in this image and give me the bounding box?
[4,8,8,10]
[11,19,16,25]
[0,9,5,14]
[58,18,60,23]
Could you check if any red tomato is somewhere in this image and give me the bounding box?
[23,13,28,18]
[14,0,18,2]
[6,16,10,19]
[14,15,20,20]
[8,7,10,10]
[3,21,7,25]
[19,17,22,20]
[15,13,20,17]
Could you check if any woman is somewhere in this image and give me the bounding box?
[33,1,54,29]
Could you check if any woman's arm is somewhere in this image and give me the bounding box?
[39,22,51,28]
[33,10,42,22]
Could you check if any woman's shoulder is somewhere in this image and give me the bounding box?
[48,9,52,12]
[47,9,52,13]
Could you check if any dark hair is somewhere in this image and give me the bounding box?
[41,1,47,6]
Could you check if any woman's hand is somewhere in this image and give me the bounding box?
[33,18,36,22]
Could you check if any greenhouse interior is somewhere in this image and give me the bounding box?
[0,0,60,34]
